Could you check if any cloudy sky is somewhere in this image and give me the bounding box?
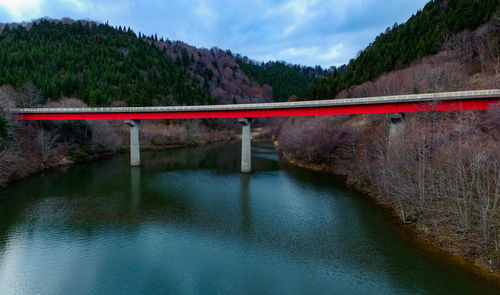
[0,0,428,67]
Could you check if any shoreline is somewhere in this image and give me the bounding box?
[273,140,500,284]
[0,126,272,189]
[2,130,498,284]
[0,133,234,189]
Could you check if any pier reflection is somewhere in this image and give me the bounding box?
[130,166,141,210]
[240,173,251,236]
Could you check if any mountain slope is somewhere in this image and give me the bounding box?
[158,41,273,104]
[272,0,500,274]
[0,19,273,107]
[0,20,214,106]
[235,58,325,102]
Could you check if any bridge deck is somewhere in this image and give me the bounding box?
[12,89,500,120]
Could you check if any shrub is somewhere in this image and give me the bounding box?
[68,145,88,161]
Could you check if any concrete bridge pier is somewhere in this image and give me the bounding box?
[388,113,405,143]
[238,118,251,173]
[125,119,141,166]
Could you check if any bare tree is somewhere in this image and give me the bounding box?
[442,30,474,64]
[37,129,58,166]
[0,146,15,184]
[474,32,488,74]
[473,142,500,245]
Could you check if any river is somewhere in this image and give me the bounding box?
[0,140,498,294]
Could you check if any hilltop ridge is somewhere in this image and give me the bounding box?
[0,18,276,107]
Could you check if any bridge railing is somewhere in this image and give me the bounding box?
[11,89,500,114]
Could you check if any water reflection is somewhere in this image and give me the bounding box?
[0,140,498,294]
[239,174,251,236]
[130,167,141,210]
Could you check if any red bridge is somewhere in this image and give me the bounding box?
[12,89,500,121]
[11,89,500,171]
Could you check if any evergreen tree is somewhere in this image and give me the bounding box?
[0,20,213,107]
[303,0,499,100]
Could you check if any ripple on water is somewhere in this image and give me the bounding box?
[0,141,498,295]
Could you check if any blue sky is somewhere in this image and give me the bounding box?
[0,0,428,67]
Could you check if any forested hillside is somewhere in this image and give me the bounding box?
[0,20,216,107]
[0,18,273,187]
[235,58,324,101]
[304,0,499,100]
[0,19,276,108]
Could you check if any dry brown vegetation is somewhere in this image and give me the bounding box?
[156,40,274,105]
[0,92,237,186]
[275,110,500,271]
[274,22,500,271]
[338,21,500,98]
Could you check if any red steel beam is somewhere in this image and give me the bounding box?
[14,98,500,121]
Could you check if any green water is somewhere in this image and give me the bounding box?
[0,141,498,295]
